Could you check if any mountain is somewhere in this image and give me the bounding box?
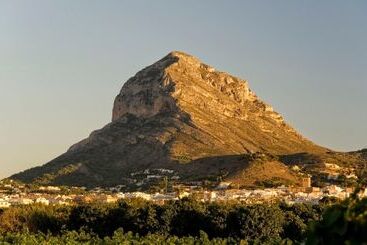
[10,51,363,189]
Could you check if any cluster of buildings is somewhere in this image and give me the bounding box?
[127,168,180,188]
[0,191,121,208]
[292,162,358,181]
[205,185,361,204]
[0,177,365,208]
[120,182,363,205]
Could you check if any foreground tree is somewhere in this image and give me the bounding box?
[307,196,367,244]
[227,204,285,243]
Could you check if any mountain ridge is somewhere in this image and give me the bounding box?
[12,51,362,189]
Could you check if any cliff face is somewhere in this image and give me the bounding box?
[11,51,328,188]
[109,51,321,156]
[112,51,260,121]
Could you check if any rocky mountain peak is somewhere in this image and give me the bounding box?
[10,51,329,188]
[166,50,200,60]
[112,51,260,121]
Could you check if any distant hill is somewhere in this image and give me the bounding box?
[10,51,366,189]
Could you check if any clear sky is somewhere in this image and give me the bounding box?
[0,1,366,179]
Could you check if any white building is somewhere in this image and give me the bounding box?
[0,199,11,208]
[217,182,232,190]
[10,197,33,205]
[125,192,151,200]
[39,186,61,192]
[35,197,50,205]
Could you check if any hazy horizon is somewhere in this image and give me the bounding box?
[1,0,366,179]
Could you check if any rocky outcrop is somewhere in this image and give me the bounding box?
[112,51,258,121]
[110,51,318,155]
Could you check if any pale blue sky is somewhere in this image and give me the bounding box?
[0,0,366,178]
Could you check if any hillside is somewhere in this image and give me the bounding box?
[11,51,365,189]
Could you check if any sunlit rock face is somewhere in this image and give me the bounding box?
[112,51,259,121]
[111,51,308,155]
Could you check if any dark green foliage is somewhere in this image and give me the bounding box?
[28,209,61,234]
[283,211,307,241]
[227,204,285,243]
[134,202,161,234]
[0,229,246,244]
[170,197,208,236]
[0,199,331,243]
[280,202,324,242]
[67,204,111,236]
[206,203,232,237]
[155,203,176,235]
[307,197,367,244]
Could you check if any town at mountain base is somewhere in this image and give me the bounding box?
[10,52,367,189]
